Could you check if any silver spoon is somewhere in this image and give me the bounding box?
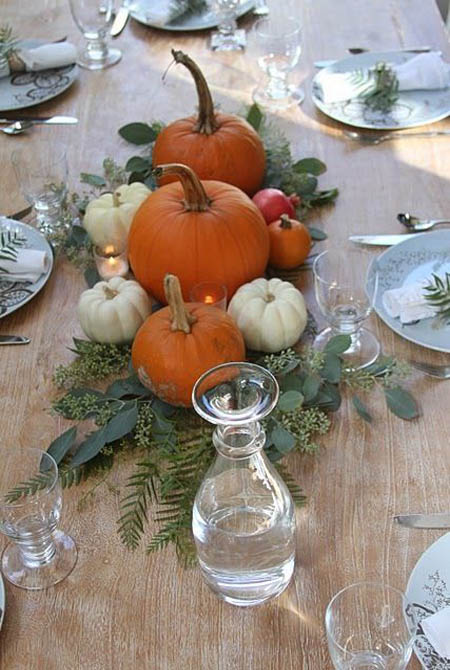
[343,129,450,145]
[348,46,431,54]
[409,360,450,379]
[397,212,450,232]
[1,120,34,135]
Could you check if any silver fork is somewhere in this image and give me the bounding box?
[343,129,450,145]
[409,360,450,379]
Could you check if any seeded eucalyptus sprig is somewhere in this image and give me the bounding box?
[352,62,399,113]
[0,25,19,70]
[424,272,450,324]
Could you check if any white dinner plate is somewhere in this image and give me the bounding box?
[0,40,78,112]
[0,573,4,631]
[374,230,450,353]
[129,0,254,31]
[0,218,54,320]
[406,532,450,669]
[311,51,450,130]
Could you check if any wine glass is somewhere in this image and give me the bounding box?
[210,0,246,51]
[325,582,417,669]
[313,247,380,369]
[68,0,121,70]
[250,16,304,110]
[11,140,68,237]
[0,447,77,590]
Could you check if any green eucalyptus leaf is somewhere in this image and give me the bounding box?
[306,381,341,411]
[365,356,394,376]
[105,403,139,442]
[308,188,339,205]
[246,103,264,131]
[84,266,101,288]
[71,425,108,466]
[119,122,157,145]
[302,374,322,402]
[125,156,152,173]
[152,398,176,418]
[271,425,296,454]
[279,373,304,393]
[385,386,419,420]
[64,225,89,248]
[80,173,106,188]
[352,395,372,423]
[47,426,77,465]
[324,334,351,355]
[106,375,151,399]
[308,226,328,241]
[320,353,342,383]
[292,173,318,195]
[278,390,304,412]
[128,171,149,184]
[292,158,327,176]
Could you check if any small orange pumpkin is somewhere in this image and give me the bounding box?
[128,163,269,304]
[268,214,312,269]
[131,274,246,407]
[152,50,266,196]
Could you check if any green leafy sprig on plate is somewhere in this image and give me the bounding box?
[0,25,19,71]
[424,273,450,325]
[351,62,399,114]
[167,0,208,23]
[0,229,26,273]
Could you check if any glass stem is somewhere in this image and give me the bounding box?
[17,530,57,568]
[218,14,237,35]
[84,35,109,64]
[267,72,289,99]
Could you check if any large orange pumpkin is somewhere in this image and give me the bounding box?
[128,163,270,304]
[131,274,246,407]
[152,50,266,196]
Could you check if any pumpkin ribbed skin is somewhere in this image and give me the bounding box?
[128,166,269,304]
[152,113,266,196]
[131,276,245,407]
[268,215,312,269]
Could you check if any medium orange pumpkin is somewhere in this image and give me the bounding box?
[268,214,312,269]
[131,274,246,407]
[152,50,266,196]
[128,163,270,304]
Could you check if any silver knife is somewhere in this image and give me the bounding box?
[0,116,78,125]
[110,7,130,37]
[349,234,417,246]
[0,335,31,345]
[394,513,450,529]
[314,48,435,69]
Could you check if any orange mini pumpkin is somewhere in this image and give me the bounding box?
[131,274,246,407]
[152,50,266,196]
[128,163,269,304]
[268,214,312,269]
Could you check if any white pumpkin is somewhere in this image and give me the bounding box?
[227,277,307,353]
[78,277,152,344]
[83,182,150,248]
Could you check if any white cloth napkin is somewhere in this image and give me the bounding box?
[0,42,77,79]
[316,52,450,104]
[0,249,50,283]
[382,280,436,324]
[421,605,450,659]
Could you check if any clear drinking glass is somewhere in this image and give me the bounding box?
[0,448,77,590]
[210,0,246,51]
[325,582,417,670]
[250,16,304,110]
[313,247,380,369]
[192,362,296,607]
[11,140,68,237]
[68,0,122,70]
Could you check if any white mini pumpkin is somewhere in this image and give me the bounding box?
[227,277,307,353]
[78,277,152,344]
[83,182,150,248]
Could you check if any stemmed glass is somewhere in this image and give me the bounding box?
[325,582,417,669]
[11,140,69,237]
[313,247,380,369]
[68,0,122,70]
[210,0,246,51]
[192,362,296,607]
[0,447,77,590]
[250,16,304,110]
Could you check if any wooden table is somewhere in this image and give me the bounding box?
[1,1,449,668]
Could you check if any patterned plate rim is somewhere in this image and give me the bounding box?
[130,0,254,31]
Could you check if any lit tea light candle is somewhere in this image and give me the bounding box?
[94,244,129,280]
[190,281,227,311]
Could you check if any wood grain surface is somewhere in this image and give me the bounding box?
[0,1,449,668]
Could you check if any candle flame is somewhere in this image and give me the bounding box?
[204,295,214,304]
[104,245,116,255]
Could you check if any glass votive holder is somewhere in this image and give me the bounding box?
[93,243,129,280]
[189,281,228,310]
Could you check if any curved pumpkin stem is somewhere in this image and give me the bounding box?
[153,163,211,212]
[280,214,292,229]
[164,274,197,334]
[172,49,218,136]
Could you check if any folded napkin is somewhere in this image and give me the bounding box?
[0,248,50,283]
[421,605,450,659]
[0,42,77,80]
[382,280,435,324]
[316,52,450,104]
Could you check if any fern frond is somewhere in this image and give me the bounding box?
[118,458,159,550]
[424,272,450,323]
[274,463,307,507]
[4,472,54,503]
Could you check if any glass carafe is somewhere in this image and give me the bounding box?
[192,362,296,607]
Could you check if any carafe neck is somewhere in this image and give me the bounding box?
[213,422,266,459]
